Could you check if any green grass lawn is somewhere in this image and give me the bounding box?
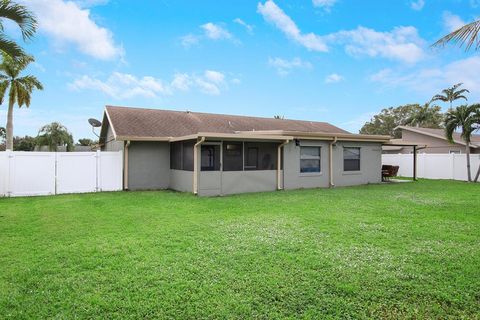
[1,180,479,319]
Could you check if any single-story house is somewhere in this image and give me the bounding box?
[100,106,392,196]
[383,126,480,154]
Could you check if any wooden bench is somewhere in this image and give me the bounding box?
[382,165,399,181]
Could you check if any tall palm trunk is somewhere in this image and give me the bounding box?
[6,99,14,150]
[465,142,472,182]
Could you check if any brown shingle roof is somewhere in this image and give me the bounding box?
[398,126,480,147]
[104,105,350,139]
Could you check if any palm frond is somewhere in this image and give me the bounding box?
[432,19,480,51]
[17,75,43,91]
[0,33,25,59]
[0,0,37,40]
[0,79,9,104]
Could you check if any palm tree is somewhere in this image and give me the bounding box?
[444,104,480,182]
[0,52,43,150]
[0,0,37,59]
[36,122,74,151]
[431,83,469,109]
[405,102,443,128]
[432,20,480,51]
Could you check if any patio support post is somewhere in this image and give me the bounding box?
[123,140,130,190]
[277,140,289,190]
[193,137,205,195]
[413,145,417,181]
[329,136,337,188]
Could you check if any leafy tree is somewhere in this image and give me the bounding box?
[360,104,443,138]
[444,104,480,182]
[405,102,444,128]
[431,83,469,109]
[0,52,43,150]
[0,0,37,59]
[13,135,35,151]
[432,19,480,51]
[0,125,5,150]
[36,122,74,151]
[78,138,94,146]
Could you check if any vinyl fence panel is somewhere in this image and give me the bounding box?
[98,151,123,191]
[382,153,480,181]
[0,151,123,197]
[9,152,56,196]
[56,152,98,194]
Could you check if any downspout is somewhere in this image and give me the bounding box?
[124,140,131,190]
[193,137,206,195]
[277,139,290,190]
[329,136,337,188]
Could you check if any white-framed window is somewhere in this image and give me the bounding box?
[449,150,461,154]
[343,147,360,171]
[300,146,321,173]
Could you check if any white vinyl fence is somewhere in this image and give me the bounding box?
[0,151,123,197]
[382,153,480,181]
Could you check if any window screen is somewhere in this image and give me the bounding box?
[182,141,194,171]
[223,142,243,171]
[201,145,220,171]
[170,142,182,170]
[244,142,277,170]
[300,146,321,173]
[344,147,360,171]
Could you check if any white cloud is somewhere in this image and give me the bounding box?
[234,18,254,34]
[180,34,200,48]
[69,72,170,99]
[325,73,343,83]
[312,0,337,12]
[330,26,425,64]
[258,1,424,63]
[204,70,225,84]
[74,0,109,7]
[442,12,466,32]
[369,56,480,100]
[410,0,425,11]
[257,0,328,52]
[171,73,192,91]
[70,70,229,98]
[268,57,312,76]
[25,0,123,60]
[180,22,237,47]
[201,22,232,40]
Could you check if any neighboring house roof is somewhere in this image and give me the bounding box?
[396,126,480,148]
[104,105,349,138]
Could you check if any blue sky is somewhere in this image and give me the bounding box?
[2,0,479,141]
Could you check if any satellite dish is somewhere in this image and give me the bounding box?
[88,118,102,127]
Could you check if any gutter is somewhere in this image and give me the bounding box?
[329,136,337,188]
[277,139,290,190]
[124,140,130,190]
[193,136,206,195]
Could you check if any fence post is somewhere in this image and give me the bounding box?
[96,150,101,192]
[6,150,13,197]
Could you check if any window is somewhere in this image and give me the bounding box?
[244,142,277,170]
[449,150,461,154]
[223,142,243,171]
[300,146,321,173]
[201,145,220,171]
[344,147,360,171]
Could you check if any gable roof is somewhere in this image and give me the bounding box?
[397,126,480,148]
[103,105,351,140]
